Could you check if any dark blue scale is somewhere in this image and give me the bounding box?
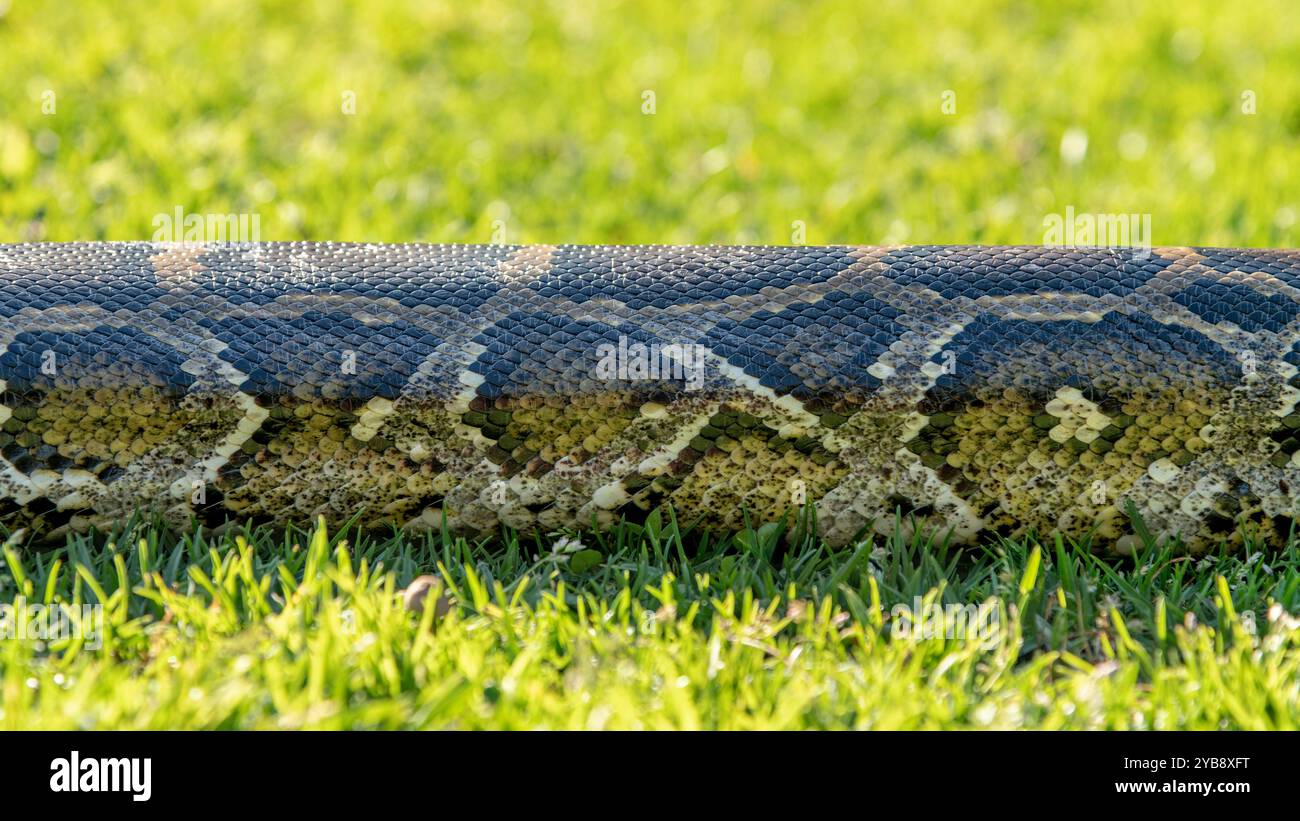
[1282,341,1300,390]
[924,312,1238,408]
[192,244,515,312]
[0,326,195,393]
[201,311,441,399]
[1192,248,1300,289]
[0,244,170,312]
[468,312,699,400]
[1173,280,1300,333]
[532,246,859,309]
[700,290,908,400]
[882,246,1140,299]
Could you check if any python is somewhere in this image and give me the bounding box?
[2,242,1299,551]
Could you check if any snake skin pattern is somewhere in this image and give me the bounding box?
[2,242,1300,552]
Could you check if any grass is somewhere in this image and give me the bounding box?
[2,514,1298,729]
[3,0,1300,728]
[2,0,1299,246]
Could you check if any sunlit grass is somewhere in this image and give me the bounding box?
[2,515,1298,729]
[1,0,1298,247]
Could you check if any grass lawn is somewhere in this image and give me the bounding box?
[2,516,1299,729]
[2,0,1300,728]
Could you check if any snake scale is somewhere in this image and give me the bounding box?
[3,241,1300,552]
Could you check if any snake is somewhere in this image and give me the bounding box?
[2,241,1300,552]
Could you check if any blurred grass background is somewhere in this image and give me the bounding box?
[1,0,1298,246]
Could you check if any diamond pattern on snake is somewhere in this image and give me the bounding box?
[3,242,1300,552]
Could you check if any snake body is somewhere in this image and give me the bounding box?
[3,242,1300,551]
